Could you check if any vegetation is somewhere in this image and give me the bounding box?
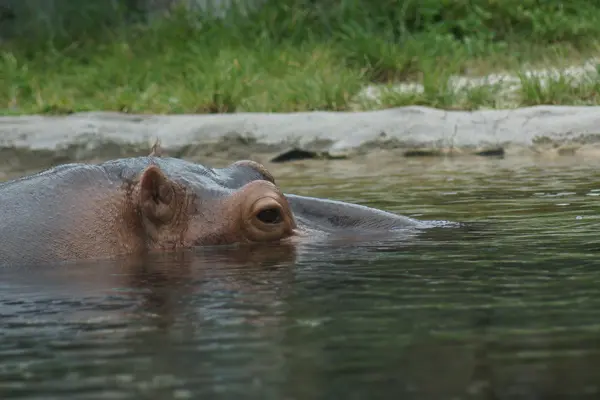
[2,0,600,115]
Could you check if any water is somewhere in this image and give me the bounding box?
[2,156,600,399]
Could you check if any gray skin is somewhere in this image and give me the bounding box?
[0,155,433,266]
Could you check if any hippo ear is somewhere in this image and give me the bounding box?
[139,165,176,224]
[149,138,162,157]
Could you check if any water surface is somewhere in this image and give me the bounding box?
[2,156,600,399]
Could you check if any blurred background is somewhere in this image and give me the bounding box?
[2,0,599,114]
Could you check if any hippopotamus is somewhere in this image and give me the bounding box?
[0,149,445,266]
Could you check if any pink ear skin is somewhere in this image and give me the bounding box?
[139,165,176,224]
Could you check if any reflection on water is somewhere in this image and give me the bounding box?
[3,156,600,399]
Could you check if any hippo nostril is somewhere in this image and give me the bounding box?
[256,207,282,224]
[231,160,276,183]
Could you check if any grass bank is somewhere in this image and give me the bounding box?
[2,0,600,115]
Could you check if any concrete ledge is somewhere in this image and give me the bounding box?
[2,105,600,168]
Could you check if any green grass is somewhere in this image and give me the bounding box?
[518,66,600,106]
[2,0,600,115]
[2,42,364,114]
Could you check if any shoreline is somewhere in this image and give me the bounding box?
[2,104,600,173]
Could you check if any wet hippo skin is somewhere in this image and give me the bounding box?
[0,150,434,266]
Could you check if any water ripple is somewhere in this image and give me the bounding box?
[2,157,600,398]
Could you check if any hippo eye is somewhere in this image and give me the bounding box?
[256,207,282,224]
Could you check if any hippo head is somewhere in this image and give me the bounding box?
[0,152,443,266]
[107,155,425,252]
[131,158,297,248]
